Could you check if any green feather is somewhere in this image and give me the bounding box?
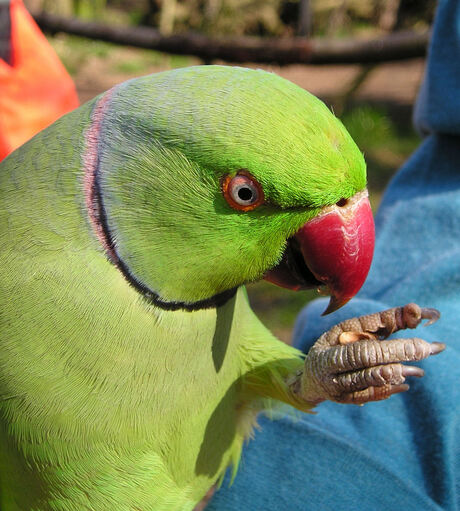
[0,66,365,509]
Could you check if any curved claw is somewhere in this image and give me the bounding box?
[402,365,425,378]
[430,342,446,355]
[401,303,440,329]
[421,307,441,327]
[339,383,409,404]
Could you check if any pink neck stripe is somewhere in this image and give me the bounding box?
[83,89,119,263]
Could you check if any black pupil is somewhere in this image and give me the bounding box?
[237,187,254,202]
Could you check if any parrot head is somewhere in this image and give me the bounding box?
[89,66,374,313]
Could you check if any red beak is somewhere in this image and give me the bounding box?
[264,190,375,315]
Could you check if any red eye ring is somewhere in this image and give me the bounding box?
[221,170,265,212]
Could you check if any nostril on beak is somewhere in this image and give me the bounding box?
[336,198,348,207]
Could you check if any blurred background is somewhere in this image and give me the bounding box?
[22,0,436,341]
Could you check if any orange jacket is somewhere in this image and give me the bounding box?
[0,0,79,160]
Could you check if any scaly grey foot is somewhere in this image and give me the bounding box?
[290,303,445,405]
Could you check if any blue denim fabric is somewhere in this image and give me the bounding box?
[208,1,460,509]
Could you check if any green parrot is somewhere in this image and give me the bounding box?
[0,65,443,510]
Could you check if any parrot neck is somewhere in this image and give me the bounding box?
[88,153,238,310]
[84,89,238,311]
[118,275,238,311]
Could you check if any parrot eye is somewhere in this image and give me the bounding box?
[222,171,264,211]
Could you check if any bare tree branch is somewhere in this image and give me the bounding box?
[32,11,430,66]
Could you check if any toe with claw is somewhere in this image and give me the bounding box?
[290,303,445,406]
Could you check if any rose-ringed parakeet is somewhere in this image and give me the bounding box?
[0,66,443,510]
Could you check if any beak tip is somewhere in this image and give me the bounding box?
[321,296,350,316]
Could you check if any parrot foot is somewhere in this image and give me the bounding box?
[290,303,445,405]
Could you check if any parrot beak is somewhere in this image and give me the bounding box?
[264,189,375,315]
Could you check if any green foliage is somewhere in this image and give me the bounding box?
[113,50,192,73]
[49,34,195,78]
[34,0,435,37]
[71,0,107,19]
[49,34,115,74]
[341,104,420,207]
[111,48,165,72]
[342,104,394,150]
